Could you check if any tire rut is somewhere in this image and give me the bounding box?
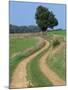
[10,39,49,89]
[39,43,65,86]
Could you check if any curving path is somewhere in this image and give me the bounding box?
[10,39,49,89]
[10,37,65,89]
[39,43,65,86]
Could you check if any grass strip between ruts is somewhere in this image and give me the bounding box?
[9,42,45,83]
[27,43,53,87]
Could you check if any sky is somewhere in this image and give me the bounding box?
[9,1,66,29]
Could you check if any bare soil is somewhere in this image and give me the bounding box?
[39,43,65,86]
[10,39,49,89]
[10,36,65,89]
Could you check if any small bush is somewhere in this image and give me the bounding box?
[53,39,60,48]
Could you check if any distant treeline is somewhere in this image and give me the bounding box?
[9,24,41,33]
[9,24,63,33]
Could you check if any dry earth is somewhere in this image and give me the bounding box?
[10,37,65,89]
[10,39,49,89]
[39,43,65,86]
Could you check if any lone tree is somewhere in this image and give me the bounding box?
[35,5,58,33]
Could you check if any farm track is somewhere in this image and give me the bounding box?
[10,39,49,89]
[39,43,65,86]
[10,37,65,89]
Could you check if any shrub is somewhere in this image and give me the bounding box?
[53,39,60,48]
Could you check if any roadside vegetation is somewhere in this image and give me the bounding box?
[10,37,38,57]
[9,4,66,88]
[47,30,65,80]
[47,44,65,80]
[27,44,53,87]
[26,30,65,86]
[9,36,45,82]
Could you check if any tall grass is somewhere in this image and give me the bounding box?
[47,45,65,80]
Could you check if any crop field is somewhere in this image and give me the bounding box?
[10,30,66,88]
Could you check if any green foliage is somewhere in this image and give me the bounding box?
[10,24,41,33]
[35,5,58,32]
[52,39,60,48]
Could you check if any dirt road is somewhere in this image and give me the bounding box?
[10,39,49,89]
[10,37,65,89]
[39,43,65,86]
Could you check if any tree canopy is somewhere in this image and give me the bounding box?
[35,5,58,32]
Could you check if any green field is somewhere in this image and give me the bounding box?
[9,36,40,81]
[48,30,65,36]
[27,44,53,87]
[47,30,65,80]
[26,30,66,86]
[10,30,66,86]
[10,37,38,57]
[47,45,65,80]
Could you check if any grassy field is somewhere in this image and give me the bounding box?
[26,30,66,86]
[10,36,40,81]
[27,45,53,87]
[10,30,66,86]
[48,30,65,36]
[9,35,45,82]
[47,45,65,80]
[47,30,66,80]
[10,37,38,57]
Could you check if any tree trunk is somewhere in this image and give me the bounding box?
[42,28,47,39]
